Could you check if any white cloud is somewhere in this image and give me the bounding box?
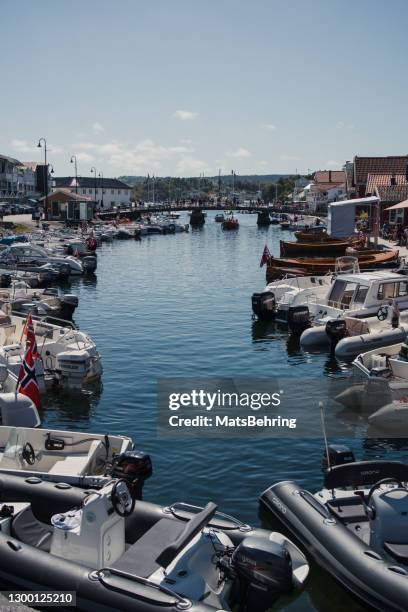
[75,152,95,163]
[336,121,354,130]
[173,110,198,121]
[10,139,63,156]
[326,160,340,167]
[258,160,269,167]
[262,123,276,131]
[10,139,38,154]
[280,154,301,161]
[92,122,105,134]
[228,147,252,159]
[73,138,206,175]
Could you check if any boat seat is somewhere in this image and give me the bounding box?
[48,455,90,475]
[11,506,53,552]
[112,517,185,578]
[327,498,367,523]
[112,502,217,578]
[384,542,408,563]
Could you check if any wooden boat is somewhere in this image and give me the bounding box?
[280,221,291,230]
[222,214,239,230]
[280,239,358,257]
[266,250,398,282]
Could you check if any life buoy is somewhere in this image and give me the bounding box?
[377,305,388,321]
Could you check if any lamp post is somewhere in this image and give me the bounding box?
[98,172,104,209]
[70,155,78,194]
[37,138,47,219]
[90,167,97,208]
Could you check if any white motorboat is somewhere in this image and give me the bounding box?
[0,312,102,392]
[0,281,78,320]
[0,243,96,275]
[353,341,408,381]
[0,426,133,487]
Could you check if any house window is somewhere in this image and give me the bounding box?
[82,189,86,194]
[89,189,92,194]
[118,189,121,194]
[111,189,114,194]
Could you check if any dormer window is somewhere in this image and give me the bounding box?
[391,175,397,186]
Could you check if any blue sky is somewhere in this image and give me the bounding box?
[1,0,408,177]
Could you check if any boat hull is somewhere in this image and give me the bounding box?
[260,481,408,612]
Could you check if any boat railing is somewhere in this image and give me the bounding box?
[95,567,192,609]
[11,311,77,331]
[163,501,252,532]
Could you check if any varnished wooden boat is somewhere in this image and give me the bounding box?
[294,229,329,242]
[280,239,358,257]
[222,216,239,230]
[266,250,398,282]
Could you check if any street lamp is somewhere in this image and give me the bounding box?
[37,138,48,219]
[90,167,97,207]
[98,172,104,209]
[70,155,78,194]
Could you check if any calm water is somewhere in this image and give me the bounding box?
[41,211,408,611]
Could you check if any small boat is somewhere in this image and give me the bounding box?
[260,446,408,611]
[270,215,280,225]
[266,250,398,281]
[280,238,357,257]
[0,312,102,392]
[0,243,97,275]
[280,220,291,230]
[215,213,225,222]
[0,426,134,488]
[0,475,308,611]
[0,282,78,320]
[294,226,330,242]
[222,214,239,230]
[353,341,408,381]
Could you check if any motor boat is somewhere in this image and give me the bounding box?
[252,274,332,322]
[260,446,408,611]
[0,426,137,488]
[215,213,225,222]
[0,243,97,275]
[293,269,408,347]
[0,281,78,320]
[353,341,408,381]
[252,256,360,324]
[0,312,102,392]
[0,476,308,611]
[222,214,239,230]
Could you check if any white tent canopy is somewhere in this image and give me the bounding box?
[328,196,379,237]
[385,199,408,211]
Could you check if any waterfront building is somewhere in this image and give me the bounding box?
[305,170,346,212]
[53,177,132,210]
[41,188,95,222]
[350,155,408,198]
[365,172,408,224]
[0,154,39,202]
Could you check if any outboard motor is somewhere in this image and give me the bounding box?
[325,318,348,351]
[251,291,275,319]
[322,444,355,472]
[82,255,97,274]
[287,306,310,334]
[399,343,408,361]
[232,536,293,611]
[0,273,12,288]
[59,294,79,320]
[110,450,152,499]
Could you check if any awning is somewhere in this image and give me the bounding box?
[385,199,408,211]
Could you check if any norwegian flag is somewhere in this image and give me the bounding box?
[260,245,272,267]
[17,319,41,410]
[22,314,40,359]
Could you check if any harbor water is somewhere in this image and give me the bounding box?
[41,211,406,611]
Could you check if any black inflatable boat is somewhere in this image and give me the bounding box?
[260,445,408,612]
[0,474,308,611]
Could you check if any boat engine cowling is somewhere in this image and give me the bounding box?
[322,444,355,472]
[325,318,348,349]
[287,305,310,334]
[232,536,293,611]
[82,255,97,273]
[110,450,152,499]
[251,291,275,319]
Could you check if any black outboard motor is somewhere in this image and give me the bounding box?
[232,536,293,612]
[251,291,275,320]
[325,318,348,351]
[399,343,408,361]
[0,273,12,288]
[110,450,152,500]
[287,305,310,334]
[82,255,97,274]
[322,444,355,472]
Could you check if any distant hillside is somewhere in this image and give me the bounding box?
[119,174,287,187]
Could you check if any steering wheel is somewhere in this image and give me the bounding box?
[111,479,135,517]
[377,306,388,321]
[21,442,36,466]
[366,477,405,507]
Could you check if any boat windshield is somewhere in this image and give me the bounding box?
[327,280,359,309]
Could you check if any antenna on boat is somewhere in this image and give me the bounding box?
[319,401,331,470]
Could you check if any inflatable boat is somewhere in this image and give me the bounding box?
[260,445,408,611]
[0,475,308,611]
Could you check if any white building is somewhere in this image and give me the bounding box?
[53,177,132,210]
[0,155,39,201]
